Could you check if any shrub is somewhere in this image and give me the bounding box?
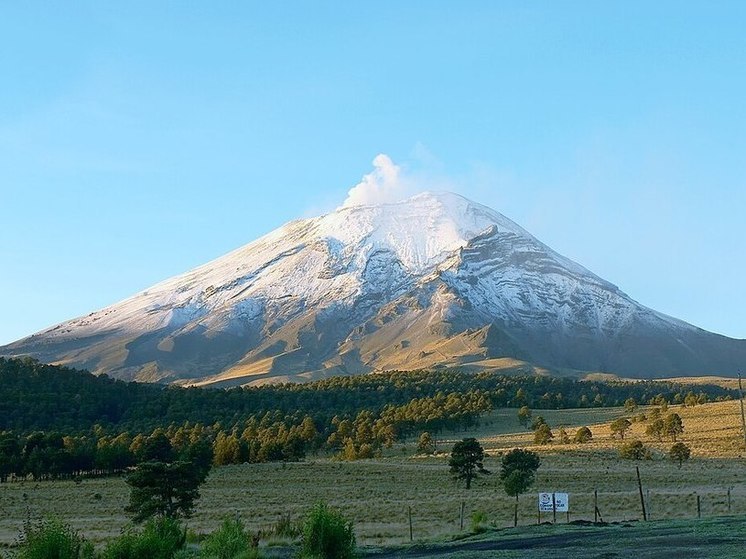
[15,518,94,559]
[102,516,185,559]
[201,516,259,559]
[619,440,648,460]
[300,502,356,559]
[470,510,487,534]
[573,427,593,444]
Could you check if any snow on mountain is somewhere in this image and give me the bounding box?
[3,191,745,385]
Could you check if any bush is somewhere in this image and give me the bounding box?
[619,440,648,460]
[470,510,487,534]
[201,516,259,559]
[573,426,593,444]
[300,502,356,559]
[15,518,94,559]
[102,516,185,559]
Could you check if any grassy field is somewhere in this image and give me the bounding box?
[2,400,746,551]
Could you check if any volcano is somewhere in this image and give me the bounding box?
[3,191,744,385]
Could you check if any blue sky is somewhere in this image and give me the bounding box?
[1,2,745,345]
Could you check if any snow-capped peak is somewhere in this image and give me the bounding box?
[316,191,528,273]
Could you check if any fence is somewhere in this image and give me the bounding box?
[395,486,745,543]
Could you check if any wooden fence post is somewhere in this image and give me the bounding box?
[460,501,465,531]
[594,489,598,523]
[408,506,413,542]
[636,467,647,521]
[697,494,701,519]
[552,493,557,524]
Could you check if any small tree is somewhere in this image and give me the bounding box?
[500,449,541,527]
[449,438,488,490]
[610,418,632,440]
[646,418,665,441]
[416,432,436,455]
[533,423,553,445]
[530,416,547,431]
[663,413,684,442]
[517,406,532,428]
[573,426,593,444]
[624,398,637,413]
[125,457,209,523]
[557,427,570,445]
[669,442,691,468]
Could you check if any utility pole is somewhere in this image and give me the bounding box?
[738,374,746,449]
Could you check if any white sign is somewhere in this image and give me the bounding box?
[538,492,554,512]
[554,493,569,512]
[538,492,569,512]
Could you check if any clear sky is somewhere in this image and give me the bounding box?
[1,2,745,345]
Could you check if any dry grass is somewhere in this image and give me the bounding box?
[1,400,745,549]
[664,376,744,390]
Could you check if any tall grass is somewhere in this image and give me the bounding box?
[14,517,94,559]
[101,517,185,559]
[300,502,356,559]
[200,516,260,559]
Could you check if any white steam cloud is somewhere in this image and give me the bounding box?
[342,154,417,208]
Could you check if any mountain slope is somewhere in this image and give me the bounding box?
[3,192,745,384]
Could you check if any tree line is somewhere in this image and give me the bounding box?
[1,357,734,436]
[0,356,737,481]
[0,387,491,481]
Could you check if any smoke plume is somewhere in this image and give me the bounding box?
[342,154,417,208]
